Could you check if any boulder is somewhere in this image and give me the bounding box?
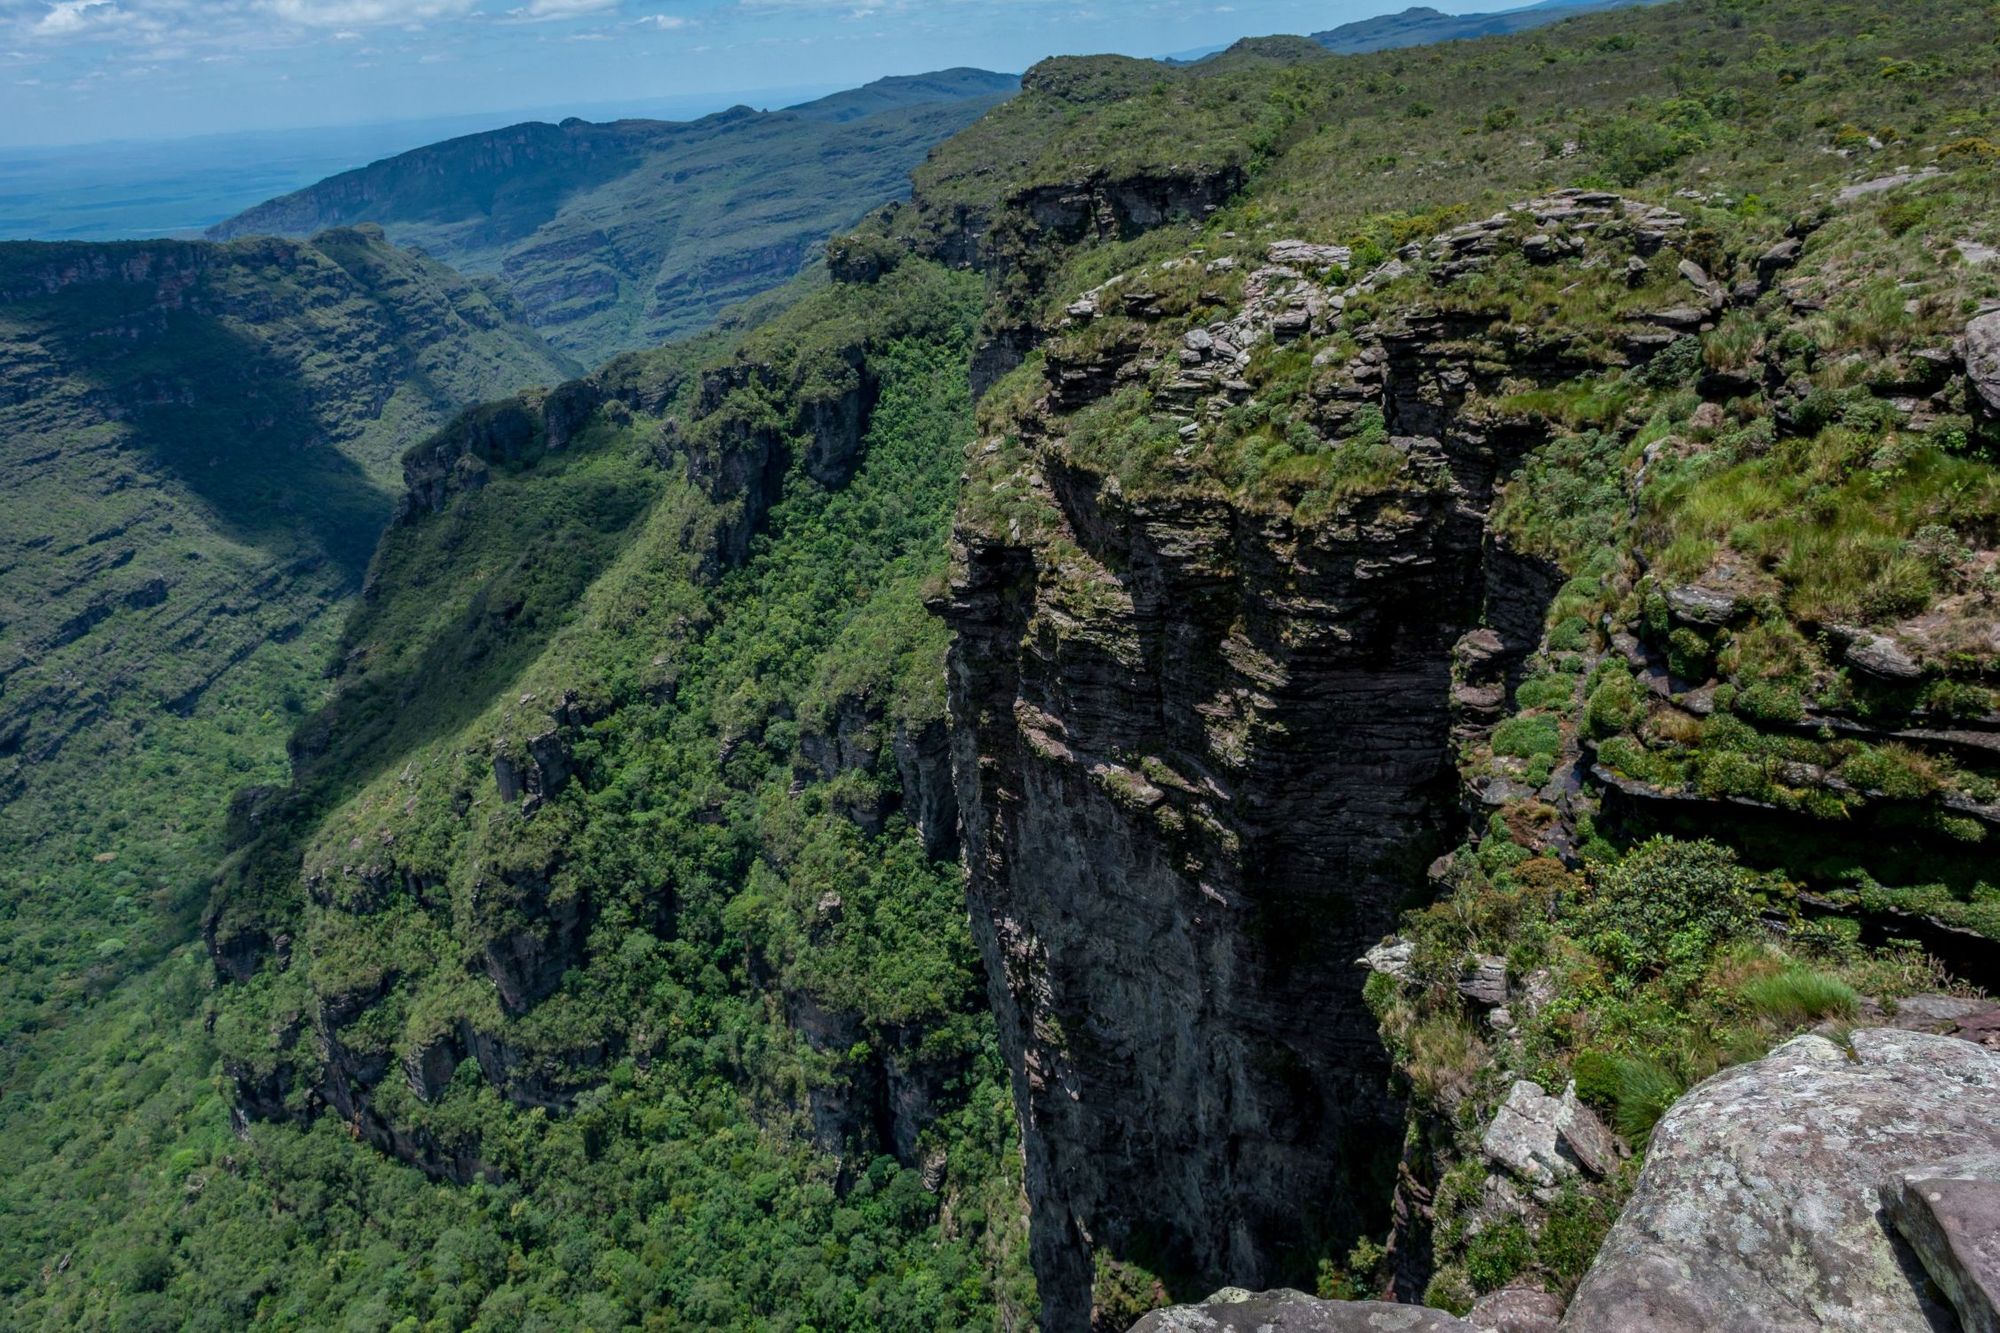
[1880,1152,2000,1333]
[1482,1080,1622,1190]
[1467,1287,1564,1333]
[1756,237,1804,284]
[1129,1289,1474,1332]
[1561,1030,2000,1332]
[1267,240,1353,271]
[1845,632,1924,683]
[1966,310,2000,416]
[1457,955,1510,1008]
[1676,259,1726,307]
[1360,939,1416,980]
[1664,583,1739,627]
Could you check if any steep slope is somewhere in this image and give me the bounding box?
[824,0,2000,1325]
[179,262,1038,1329]
[0,226,572,1047]
[0,227,574,1324]
[207,72,1019,366]
[1310,0,1658,55]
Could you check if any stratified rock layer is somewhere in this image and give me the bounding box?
[944,233,1630,1326]
[1881,1152,2000,1333]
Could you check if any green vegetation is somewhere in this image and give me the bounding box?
[1373,835,1956,1302]
[35,258,1035,1330]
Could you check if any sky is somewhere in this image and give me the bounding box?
[0,0,1539,148]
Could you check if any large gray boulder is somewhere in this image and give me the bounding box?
[1129,1289,1473,1332]
[1881,1151,2000,1333]
[1562,1029,2000,1331]
[1968,310,2000,416]
[1482,1080,1623,1191]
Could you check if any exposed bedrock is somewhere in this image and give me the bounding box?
[1563,1029,2000,1332]
[944,307,1589,1328]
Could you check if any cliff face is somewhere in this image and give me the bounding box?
[939,206,1674,1325]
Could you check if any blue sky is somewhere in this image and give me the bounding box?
[0,0,1536,147]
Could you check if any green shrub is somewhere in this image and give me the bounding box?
[1547,616,1595,654]
[1580,837,1759,982]
[1424,1265,1476,1316]
[1741,968,1859,1026]
[1516,672,1578,711]
[1606,1055,1683,1139]
[1667,627,1714,681]
[1493,715,1562,760]
[1583,668,1644,739]
[1570,1049,1621,1110]
[1733,682,1804,724]
[1465,1217,1534,1293]
[1584,112,1706,186]
[1537,1184,1615,1289]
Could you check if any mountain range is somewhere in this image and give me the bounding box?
[208,71,1019,367]
[1311,0,1661,53]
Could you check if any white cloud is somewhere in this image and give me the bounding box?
[512,0,616,16]
[35,0,116,35]
[260,0,480,26]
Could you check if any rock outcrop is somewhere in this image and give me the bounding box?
[1563,1029,2000,1332]
[946,194,1691,1329]
[1881,1152,2000,1333]
[1125,1285,1565,1333]
[1129,1289,1474,1332]
[1479,1081,1622,1194]
[1966,309,2000,417]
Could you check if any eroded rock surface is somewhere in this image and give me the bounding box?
[1129,1289,1473,1333]
[1881,1152,2000,1333]
[1562,1029,2000,1332]
[1480,1080,1622,1192]
[1466,1287,1564,1333]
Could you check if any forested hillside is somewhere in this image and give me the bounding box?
[209,72,1019,367]
[6,1,2000,1329]
[0,226,577,1326]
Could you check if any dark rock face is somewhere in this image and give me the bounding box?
[1563,1030,2000,1332]
[940,228,1640,1320]
[946,492,1440,1326]
[945,253,1621,1328]
[398,398,543,522]
[475,859,588,1017]
[784,991,961,1171]
[892,718,960,860]
[800,348,880,489]
[1128,1289,1474,1332]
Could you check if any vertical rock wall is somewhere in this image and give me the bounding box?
[943,296,1590,1328]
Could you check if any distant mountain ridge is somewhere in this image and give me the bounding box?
[210,69,1018,366]
[1311,0,1658,53]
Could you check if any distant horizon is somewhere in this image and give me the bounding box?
[0,0,1546,151]
[0,78,851,154]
